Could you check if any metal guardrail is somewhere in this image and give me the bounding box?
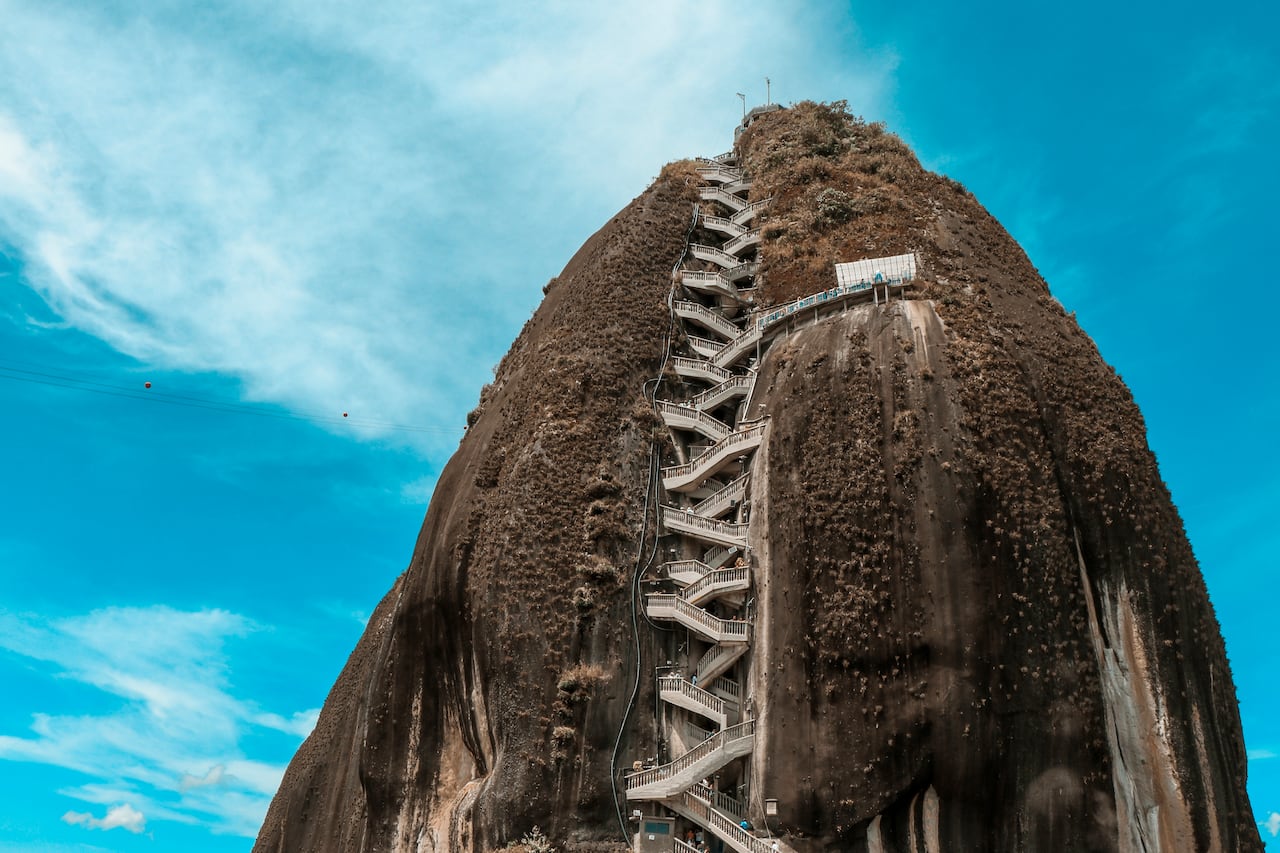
[625,719,755,791]
[755,275,914,332]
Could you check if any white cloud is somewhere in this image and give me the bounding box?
[0,606,311,837]
[1265,812,1280,837]
[179,765,225,791]
[253,708,321,739]
[0,1,894,454]
[1249,748,1277,761]
[62,803,146,834]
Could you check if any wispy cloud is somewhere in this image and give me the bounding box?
[0,605,317,837]
[0,1,893,452]
[1249,748,1277,761]
[62,803,146,834]
[1265,812,1280,837]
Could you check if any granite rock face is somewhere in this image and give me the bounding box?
[255,103,1259,853]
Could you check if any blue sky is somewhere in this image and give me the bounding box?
[0,1,1274,849]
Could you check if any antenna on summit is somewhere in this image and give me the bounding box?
[736,92,746,118]
[766,77,771,105]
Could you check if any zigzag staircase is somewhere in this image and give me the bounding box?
[626,145,788,853]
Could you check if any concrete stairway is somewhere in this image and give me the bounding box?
[625,720,755,800]
[661,423,766,492]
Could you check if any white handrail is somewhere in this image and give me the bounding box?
[666,558,713,582]
[662,422,766,489]
[691,472,750,517]
[687,373,753,411]
[680,786,778,853]
[659,674,727,718]
[687,334,722,358]
[662,506,748,539]
[723,228,761,256]
[657,400,732,440]
[698,213,748,238]
[709,676,742,701]
[689,782,745,818]
[695,641,747,683]
[674,300,742,339]
[730,197,772,226]
[699,185,750,212]
[722,261,758,282]
[626,719,755,790]
[680,565,750,605]
[646,594,751,641]
[696,163,744,183]
[671,356,732,383]
[712,325,763,368]
[690,243,742,269]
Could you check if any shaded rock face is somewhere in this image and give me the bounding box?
[255,104,1259,853]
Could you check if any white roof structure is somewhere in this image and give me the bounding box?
[834,252,918,287]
